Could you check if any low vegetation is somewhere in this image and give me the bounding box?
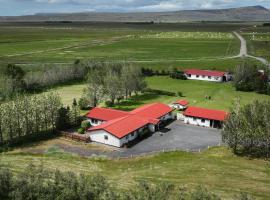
[0,164,255,200]
[80,62,146,108]
[0,147,269,199]
[233,63,270,95]
[223,100,270,157]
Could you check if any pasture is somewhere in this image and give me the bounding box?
[49,76,270,111]
[0,23,239,64]
[242,26,270,61]
[1,145,270,200]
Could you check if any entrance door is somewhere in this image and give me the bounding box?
[210,120,213,127]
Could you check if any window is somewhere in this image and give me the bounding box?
[104,135,108,140]
[202,75,205,78]
[131,133,134,137]
[126,135,129,140]
[196,75,199,78]
[193,118,196,121]
[188,74,191,77]
[208,76,211,79]
[201,119,205,123]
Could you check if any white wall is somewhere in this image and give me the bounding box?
[186,74,223,82]
[160,112,174,121]
[172,104,187,110]
[87,118,104,127]
[184,116,211,128]
[87,130,122,147]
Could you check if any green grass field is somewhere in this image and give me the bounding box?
[48,76,270,111]
[0,24,239,64]
[242,27,270,61]
[1,145,269,199]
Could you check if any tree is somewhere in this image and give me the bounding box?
[0,168,12,200]
[83,69,105,107]
[104,68,122,105]
[4,64,26,95]
[233,63,269,94]
[222,100,270,157]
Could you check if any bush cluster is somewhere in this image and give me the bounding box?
[0,165,255,200]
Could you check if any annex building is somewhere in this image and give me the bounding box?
[184,69,231,82]
[86,103,174,147]
[184,106,228,129]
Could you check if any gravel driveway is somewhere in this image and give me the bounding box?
[113,120,222,157]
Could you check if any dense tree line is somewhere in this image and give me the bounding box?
[80,62,147,108]
[222,100,270,157]
[0,60,94,100]
[0,93,62,146]
[0,165,255,200]
[233,63,270,95]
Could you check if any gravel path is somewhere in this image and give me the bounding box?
[233,31,269,66]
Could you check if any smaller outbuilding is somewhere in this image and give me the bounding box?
[172,100,189,110]
[184,69,231,82]
[183,106,228,129]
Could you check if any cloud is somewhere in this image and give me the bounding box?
[0,0,269,16]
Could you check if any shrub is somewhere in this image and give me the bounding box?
[177,91,183,97]
[81,120,91,130]
[78,97,91,110]
[77,128,85,135]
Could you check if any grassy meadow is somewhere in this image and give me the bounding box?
[242,26,270,61]
[48,76,270,111]
[1,145,270,199]
[0,23,239,64]
[1,22,270,200]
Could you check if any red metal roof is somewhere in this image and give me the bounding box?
[87,103,174,138]
[174,100,189,106]
[184,69,226,77]
[130,103,174,119]
[88,115,159,139]
[85,107,129,121]
[184,106,228,121]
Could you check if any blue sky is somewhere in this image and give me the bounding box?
[0,0,270,16]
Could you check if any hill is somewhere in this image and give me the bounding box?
[0,6,270,22]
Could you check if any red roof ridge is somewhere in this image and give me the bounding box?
[184,69,227,77]
[184,106,229,121]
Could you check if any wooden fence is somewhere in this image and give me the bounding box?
[61,132,91,143]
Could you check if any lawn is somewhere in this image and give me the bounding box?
[1,145,270,199]
[49,76,270,111]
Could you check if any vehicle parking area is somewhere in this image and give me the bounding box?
[116,120,222,157]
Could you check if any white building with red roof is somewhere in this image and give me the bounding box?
[184,106,228,129]
[184,69,230,82]
[171,100,189,110]
[86,103,174,147]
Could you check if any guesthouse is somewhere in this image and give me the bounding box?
[86,103,175,147]
[172,100,189,110]
[183,106,228,129]
[184,69,231,82]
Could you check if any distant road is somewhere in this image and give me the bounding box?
[233,31,269,67]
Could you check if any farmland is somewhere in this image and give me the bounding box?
[1,22,270,200]
[242,26,270,61]
[0,22,239,65]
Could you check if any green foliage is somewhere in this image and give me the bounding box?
[0,93,62,146]
[56,106,71,130]
[233,63,269,94]
[81,62,146,107]
[0,164,256,200]
[0,167,12,200]
[78,128,85,135]
[222,100,270,157]
[81,121,91,133]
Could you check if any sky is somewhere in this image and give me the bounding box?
[0,0,270,16]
